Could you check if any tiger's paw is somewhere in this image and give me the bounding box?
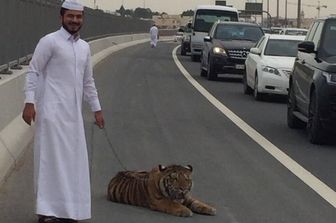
[175,208,193,217]
[170,207,193,217]
[205,206,216,216]
[191,203,216,216]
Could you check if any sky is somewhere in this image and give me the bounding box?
[81,0,335,19]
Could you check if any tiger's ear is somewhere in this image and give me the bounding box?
[185,165,193,172]
[159,165,167,171]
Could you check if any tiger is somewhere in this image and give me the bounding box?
[107,164,216,217]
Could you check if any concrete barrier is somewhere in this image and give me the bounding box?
[0,33,150,186]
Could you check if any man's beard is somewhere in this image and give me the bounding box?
[62,21,82,35]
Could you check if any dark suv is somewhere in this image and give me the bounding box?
[287,17,336,144]
[200,21,264,80]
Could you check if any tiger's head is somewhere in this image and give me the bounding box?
[157,164,193,200]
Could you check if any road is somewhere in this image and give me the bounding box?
[0,41,335,223]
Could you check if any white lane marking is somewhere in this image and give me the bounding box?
[172,46,336,208]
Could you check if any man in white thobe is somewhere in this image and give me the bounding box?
[149,24,159,48]
[22,0,104,222]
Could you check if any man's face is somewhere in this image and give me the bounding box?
[61,10,83,35]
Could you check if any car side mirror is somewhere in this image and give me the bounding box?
[298,41,315,53]
[204,36,212,42]
[250,47,261,55]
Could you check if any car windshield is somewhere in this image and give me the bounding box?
[264,39,302,57]
[194,9,238,33]
[320,20,336,58]
[285,30,307,35]
[214,24,264,42]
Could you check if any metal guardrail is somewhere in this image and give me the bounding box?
[0,55,32,75]
[0,31,145,75]
[0,32,145,75]
[83,31,145,42]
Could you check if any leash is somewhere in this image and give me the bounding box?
[89,123,128,179]
[89,123,148,183]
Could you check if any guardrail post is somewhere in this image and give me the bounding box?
[11,59,23,70]
[21,55,31,66]
[0,64,13,75]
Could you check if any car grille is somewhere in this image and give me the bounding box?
[227,49,250,59]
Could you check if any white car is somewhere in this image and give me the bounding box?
[244,34,305,100]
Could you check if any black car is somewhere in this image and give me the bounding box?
[200,21,264,80]
[287,17,336,144]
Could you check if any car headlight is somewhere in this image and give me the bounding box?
[322,72,336,84]
[213,47,227,55]
[262,66,280,76]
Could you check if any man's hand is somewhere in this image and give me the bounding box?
[22,103,35,126]
[95,110,104,129]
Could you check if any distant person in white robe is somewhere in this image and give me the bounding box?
[22,0,104,222]
[149,24,159,48]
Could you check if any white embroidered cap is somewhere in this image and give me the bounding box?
[62,0,84,11]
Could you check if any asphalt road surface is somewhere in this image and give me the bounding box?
[0,41,335,223]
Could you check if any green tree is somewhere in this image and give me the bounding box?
[116,5,126,17]
[125,9,134,17]
[181,10,194,17]
[134,7,152,19]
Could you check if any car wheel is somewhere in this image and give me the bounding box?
[200,58,207,77]
[253,74,263,100]
[243,70,253,95]
[207,56,217,81]
[181,44,186,56]
[307,90,326,144]
[287,84,305,129]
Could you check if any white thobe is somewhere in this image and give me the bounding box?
[24,27,101,220]
[149,26,159,47]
